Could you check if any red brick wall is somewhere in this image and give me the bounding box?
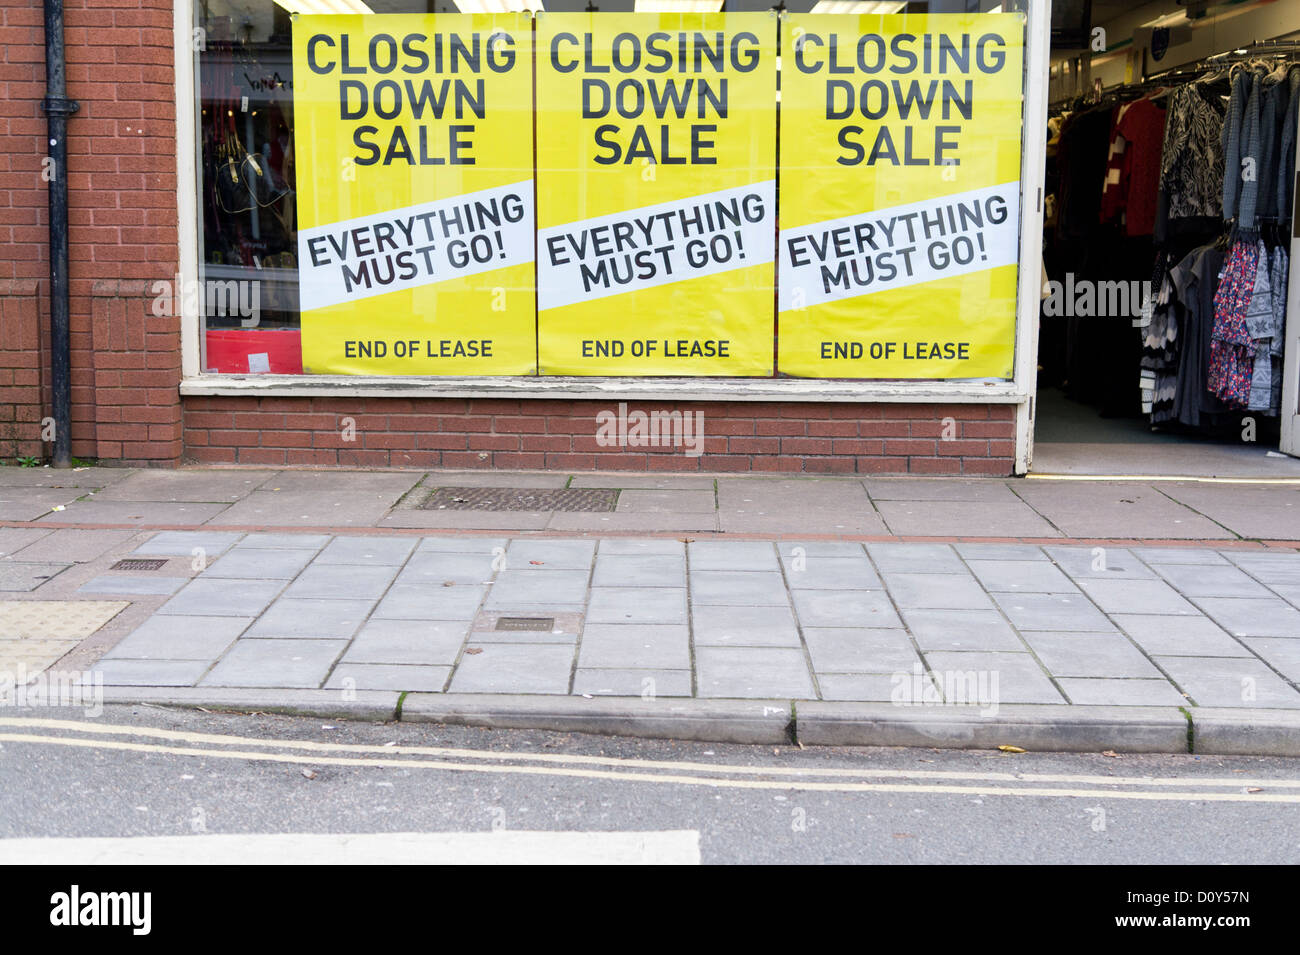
[182,397,1016,475]
[0,280,47,458]
[0,1,180,464]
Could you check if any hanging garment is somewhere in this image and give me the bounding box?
[1222,67,1251,221]
[1276,65,1300,220]
[1171,245,1227,427]
[1163,79,1228,219]
[1208,240,1259,409]
[1102,97,1168,236]
[1242,239,1275,411]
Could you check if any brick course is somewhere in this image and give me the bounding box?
[183,398,1016,475]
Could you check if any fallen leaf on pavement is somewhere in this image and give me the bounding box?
[464,648,483,655]
[1102,750,1120,758]
[998,745,1027,754]
[301,769,317,780]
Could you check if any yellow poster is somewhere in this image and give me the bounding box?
[535,13,778,376]
[292,14,536,375]
[778,13,1025,379]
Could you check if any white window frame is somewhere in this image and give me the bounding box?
[173,1,1051,474]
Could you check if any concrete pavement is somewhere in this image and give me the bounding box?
[2,464,1299,755]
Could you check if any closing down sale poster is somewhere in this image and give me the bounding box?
[292,14,536,375]
[535,14,777,377]
[778,13,1024,379]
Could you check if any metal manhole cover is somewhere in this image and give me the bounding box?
[422,487,616,512]
[111,558,168,571]
[496,617,555,631]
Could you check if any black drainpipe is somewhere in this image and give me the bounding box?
[41,0,78,468]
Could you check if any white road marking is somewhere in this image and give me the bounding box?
[0,831,702,865]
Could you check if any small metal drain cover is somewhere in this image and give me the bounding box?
[111,558,168,571]
[496,616,555,632]
[422,486,617,512]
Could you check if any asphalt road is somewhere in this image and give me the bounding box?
[0,703,1298,865]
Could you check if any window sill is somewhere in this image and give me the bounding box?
[179,375,1028,404]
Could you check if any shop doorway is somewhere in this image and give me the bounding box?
[1033,11,1300,479]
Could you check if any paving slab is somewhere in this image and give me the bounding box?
[1019,631,1164,679]
[952,543,1050,561]
[313,536,417,566]
[572,668,692,697]
[1132,547,1232,565]
[992,592,1114,632]
[0,466,133,488]
[41,501,229,526]
[504,539,597,569]
[228,532,331,550]
[283,564,400,601]
[485,569,589,610]
[156,578,284,617]
[1044,545,1157,579]
[200,639,347,688]
[1148,562,1275,598]
[372,584,486,621]
[695,646,815,699]
[687,541,778,572]
[92,470,275,502]
[571,474,715,490]
[921,651,1065,705]
[77,575,187,596]
[1189,597,1300,638]
[102,616,250,661]
[876,500,1060,538]
[216,490,397,527]
[1010,483,1231,539]
[243,598,374,639]
[340,619,468,666]
[423,472,570,489]
[587,588,687,625]
[791,590,903,629]
[1056,678,1189,706]
[863,479,1021,502]
[691,604,800,647]
[592,555,685,588]
[901,608,1025,652]
[381,510,551,530]
[690,570,789,606]
[1241,638,1300,682]
[88,658,214,687]
[1221,553,1300,584]
[596,539,686,557]
[801,627,919,673]
[1075,578,1200,615]
[778,541,868,559]
[816,673,908,702]
[0,487,88,521]
[0,528,53,557]
[415,536,509,554]
[324,664,449,692]
[203,548,317,580]
[883,573,995,610]
[865,542,966,573]
[397,552,497,586]
[966,559,1079,593]
[1155,655,1300,708]
[7,529,136,563]
[576,624,691,669]
[133,531,243,556]
[1113,614,1252,657]
[615,489,716,513]
[781,555,880,590]
[549,512,718,532]
[0,562,72,592]
[448,643,575,694]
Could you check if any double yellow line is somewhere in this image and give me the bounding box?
[2,717,1298,803]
